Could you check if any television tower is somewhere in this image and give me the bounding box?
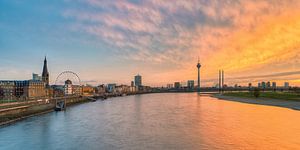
[197,57,201,92]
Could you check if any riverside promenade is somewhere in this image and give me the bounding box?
[0,96,90,126]
[0,91,155,126]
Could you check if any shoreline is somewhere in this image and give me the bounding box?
[0,93,152,127]
[0,97,91,127]
[212,94,300,111]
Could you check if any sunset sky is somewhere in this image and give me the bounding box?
[1,0,300,87]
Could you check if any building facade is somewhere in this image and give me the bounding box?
[0,81,15,100]
[134,74,142,87]
[174,82,180,89]
[0,80,47,100]
[64,80,73,96]
[187,80,195,89]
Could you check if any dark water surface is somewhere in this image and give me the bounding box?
[1,93,300,150]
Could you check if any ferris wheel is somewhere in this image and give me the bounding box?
[55,71,81,85]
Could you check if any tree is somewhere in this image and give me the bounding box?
[253,88,260,98]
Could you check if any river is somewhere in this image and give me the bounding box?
[1,93,300,150]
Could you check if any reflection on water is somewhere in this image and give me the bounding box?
[1,93,300,150]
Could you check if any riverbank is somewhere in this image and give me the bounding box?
[0,97,90,126]
[213,94,300,110]
[0,92,153,127]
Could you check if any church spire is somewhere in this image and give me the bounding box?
[42,56,49,86]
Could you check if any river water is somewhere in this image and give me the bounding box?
[1,93,300,150]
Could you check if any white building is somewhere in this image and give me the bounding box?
[64,79,73,95]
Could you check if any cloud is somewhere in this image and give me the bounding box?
[62,0,300,86]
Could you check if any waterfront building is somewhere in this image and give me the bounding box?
[266,81,271,88]
[180,81,187,88]
[52,85,65,97]
[129,86,137,93]
[134,74,142,87]
[261,82,266,89]
[272,82,277,88]
[82,85,95,95]
[64,79,73,95]
[167,84,173,89]
[0,81,15,100]
[95,84,106,95]
[13,80,47,100]
[284,82,290,88]
[107,84,117,93]
[73,85,83,96]
[42,57,49,86]
[116,85,130,94]
[187,80,195,89]
[174,82,180,89]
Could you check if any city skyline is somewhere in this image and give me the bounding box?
[2,0,300,86]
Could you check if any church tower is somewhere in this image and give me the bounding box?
[42,56,49,86]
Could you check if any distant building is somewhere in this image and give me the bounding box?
[284,82,290,88]
[116,85,130,94]
[234,84,238,88]
[32,73,42,81]
[134,74,142,87]
[187,80,194,89]
[261,82,266,89]
[95,84,106,95]
[0,81,15,100]
[82,85,95,95]
[266,81,271,88]
[73,85,83,96]
[174,82,180,89]
[64,79,73,95]
[272,82,277,88]
[248,83,252,88]
[258,83,261,88]
[131,81,134,87]
[167,84,173,89]
[180,81,187,88]
[107,84,116,93]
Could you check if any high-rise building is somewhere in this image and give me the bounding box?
[131,81,134,87]
[272,82,277,88]
[258,83,261,88]
[261,82,266,89]
[42,57,49,86]
[134,74,142,87]
[187,80,195,89]
[284,82,290,88]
